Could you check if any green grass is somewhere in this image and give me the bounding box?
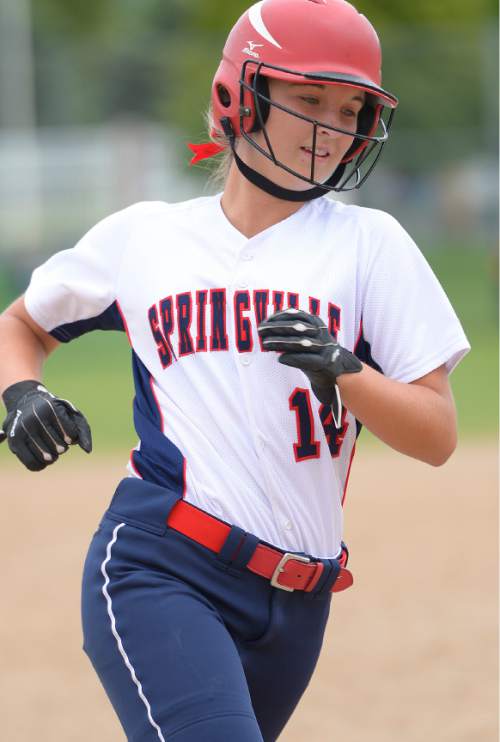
[43,332,138,452]
[0,245,497,464]
[425,247,498,438]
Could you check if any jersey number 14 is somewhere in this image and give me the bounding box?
[289,388,347,462]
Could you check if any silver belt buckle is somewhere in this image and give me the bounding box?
[270,553,311,592]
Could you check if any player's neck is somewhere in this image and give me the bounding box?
[220,164,307,239]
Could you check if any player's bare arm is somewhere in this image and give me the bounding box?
[0,295,59,391]
[258,307,457,466]
[336,362,457,466]
[0,296,91,470]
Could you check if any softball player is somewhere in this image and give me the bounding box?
[0,1,470,740]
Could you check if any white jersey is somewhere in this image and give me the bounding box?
[24,193,470,557]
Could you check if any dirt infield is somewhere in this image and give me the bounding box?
[1,441,497,741]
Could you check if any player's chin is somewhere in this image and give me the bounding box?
[261,152,340,193]
[288,155,339,190]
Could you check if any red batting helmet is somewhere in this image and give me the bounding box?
[210,0,398,196]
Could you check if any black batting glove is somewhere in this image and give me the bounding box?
[258,309,362,421]
[0,380,92,472]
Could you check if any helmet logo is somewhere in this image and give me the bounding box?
[248,1,282,49]
[242,40,264,58]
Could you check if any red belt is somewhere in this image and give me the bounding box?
[167,499,353,594]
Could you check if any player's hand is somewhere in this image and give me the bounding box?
[257,308,362,406]
[0,380,92,472]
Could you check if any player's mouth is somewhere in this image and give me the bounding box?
[300,146,330,159]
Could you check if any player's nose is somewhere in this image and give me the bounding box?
[318,107,355,137]
[318,115,348,137]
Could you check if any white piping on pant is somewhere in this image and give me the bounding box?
[101,522,166,742]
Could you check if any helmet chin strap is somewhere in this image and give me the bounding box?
[231,147,334,202]
[221,117,341,203]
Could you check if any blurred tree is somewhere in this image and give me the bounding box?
[33,0,188,42]
[29,0,498,168]
[160,0,498,146]
[179,0,498,27]
[32,0,112,37]
[181,0,252,32]
[360,0,498,24]
[32,0,190,124]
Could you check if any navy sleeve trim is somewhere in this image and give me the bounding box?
[353,318,383,439]
[354,320,383,375]
[50,300,125,343]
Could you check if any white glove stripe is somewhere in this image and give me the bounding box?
[33,403,66,455]
[259,321,324,333]
[21,420,53,462]
[44,398,73,445]
[263,337,334,349]
[332,384,342,429]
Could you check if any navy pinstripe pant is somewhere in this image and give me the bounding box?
[81,479,340,741]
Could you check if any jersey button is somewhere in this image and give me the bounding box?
[283,520,292,530]
[241,356,251,366]
[243,253,253,261]
[238,282,249,289]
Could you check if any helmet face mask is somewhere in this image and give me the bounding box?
[211,0,398,200]
[237,61,396,192]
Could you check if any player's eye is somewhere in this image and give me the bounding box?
[341,108,357,118]
[299,96,320,105]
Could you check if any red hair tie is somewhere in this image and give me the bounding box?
[187,142,226,165]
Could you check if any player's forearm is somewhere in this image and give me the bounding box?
[337,364,457,466]
[0,313,46,398]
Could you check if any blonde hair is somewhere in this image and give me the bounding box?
[203,104,234,189]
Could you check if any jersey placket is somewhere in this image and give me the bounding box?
[229,235,301,546]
